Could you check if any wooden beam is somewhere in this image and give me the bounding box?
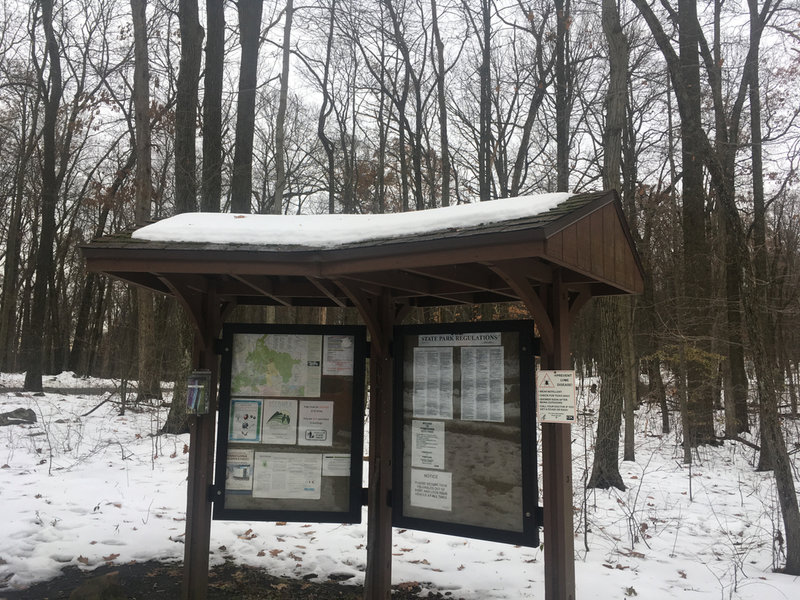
[308,277,349,308]
[341,271,472,305]
[489,262,554,351]
[541,271,575,600]
[336,281,395,600]
[230,274,292,306]
[180,283,223,600]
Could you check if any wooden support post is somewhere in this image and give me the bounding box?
[363,291,394,600]
[182,288,221,600]
[541,273,576,600]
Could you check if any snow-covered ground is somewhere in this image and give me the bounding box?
[1,371,798,598]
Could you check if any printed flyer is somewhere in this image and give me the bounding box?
[298,401,334,446]
[412,347,454,419]
[225,448,255,491]
[262,399,298,445]
[409,469,452,512]
[229,399,263,443]
[411,420,445,470]
[252,452,323,499]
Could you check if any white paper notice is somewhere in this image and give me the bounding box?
[460,346,505,422]
[229,399,263,443]
[261,399,298,444]
[411,420,445,470]
[537,370,577,423]
[298,400,334,446]
[252,452,322,499]
[322,454,351,477]
[412,347,454,419]
[225,448,254,491]
[409,469,452,511]
[323,335,355,376]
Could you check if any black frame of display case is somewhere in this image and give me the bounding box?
[212,323,367,524]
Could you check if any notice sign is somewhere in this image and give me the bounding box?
[411,420,445,469]
[410,469,452,511]
[537,370,576,423]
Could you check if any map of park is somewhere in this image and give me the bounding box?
[230,333,321,398]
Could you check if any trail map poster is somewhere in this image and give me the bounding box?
[214,324,366,524]
[231,333,322,398]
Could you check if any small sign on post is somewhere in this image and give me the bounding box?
[536,370,576,423]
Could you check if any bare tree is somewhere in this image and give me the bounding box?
[273,0,294,214]
[131,0,161,402]
[23,0,62,392]
[201,0,225,213]
[230,0,263,213]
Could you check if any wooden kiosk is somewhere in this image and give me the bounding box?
[82,190,643,600]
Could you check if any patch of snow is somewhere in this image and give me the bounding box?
[0,373,798,599]
[132,194,572,247]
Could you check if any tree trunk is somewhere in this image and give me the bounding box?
[174,0,202,215]
[0,175,22,371]
[162,0,203,432]
[430,0,450,206]
[554,0,570,192]
[230,0,263,213]
[588,297,626,491]
[201,0,225,213]
[478,0,491,200]
[23,0,62,392]
[318,0,336,214]
[131,0,162,402]
[162,308,194,434]
[678,0,715,446]
[273,0,293,214]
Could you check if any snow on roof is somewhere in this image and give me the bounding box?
[132,193,572,248]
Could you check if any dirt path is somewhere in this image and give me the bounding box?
[0,560,461,599]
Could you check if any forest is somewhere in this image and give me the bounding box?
[0,0,799,577]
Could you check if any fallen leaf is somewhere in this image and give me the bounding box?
[77,556,89,565]
[269,549,283,557]
[103,553,119,561]
[257,550,265,557]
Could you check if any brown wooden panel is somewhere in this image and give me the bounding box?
[548,230,563,261]
[603,205,616,284]
[590,211,604,279]
[562,223,578,265]
[576,217,591,272]
[614,216,626,287]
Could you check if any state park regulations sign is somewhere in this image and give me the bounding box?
[536,370,576,423]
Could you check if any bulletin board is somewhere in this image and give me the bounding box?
[392,321,539,546]
[213,324,367,524]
